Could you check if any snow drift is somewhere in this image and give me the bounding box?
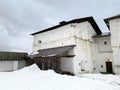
[0,64,119,90]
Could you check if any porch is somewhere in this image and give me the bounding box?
[29,45,76,75]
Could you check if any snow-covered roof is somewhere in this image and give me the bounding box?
[29,45,76,58]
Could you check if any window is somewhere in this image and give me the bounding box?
[38,40,42,43]
[101,65,103,68]
[104,41,107,45]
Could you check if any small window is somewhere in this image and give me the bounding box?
[38,40,42,43]
[101,65,103,68]
[104,41,107,45]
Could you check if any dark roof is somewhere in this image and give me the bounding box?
[104,14,120,21]
[104,14,120,29]
[30,45,76,58]
[93,32,111,38]
[31,16,102,35]
[0,51,28,61]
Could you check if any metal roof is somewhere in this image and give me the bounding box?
[92,32,111,38]
[31,16,102,35]
[30,45,76,58]
[0,51,28,61]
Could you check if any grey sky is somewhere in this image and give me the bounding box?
[0,0,120,53]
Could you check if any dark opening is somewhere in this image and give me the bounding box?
[37,62,48,70]
[59,21,67,25]
[101,65,103,68]
[106,61,113,73]
[104,41,107,45]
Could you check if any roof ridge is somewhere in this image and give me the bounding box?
[31,16,102,35]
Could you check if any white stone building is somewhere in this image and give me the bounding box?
[30,16,120,75]
[93,33,113,73]
[104,14,120,74]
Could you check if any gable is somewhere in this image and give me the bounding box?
[74,21,97,40]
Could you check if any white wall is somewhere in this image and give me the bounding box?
[33,24,75,52]
[0,61,14,71]
[95,37,112,52]
[109,19,120,46]
[96,53,113,72]
[60,49,74,73]
[0,60,26,72]
[94,36,113,73]
[13,61,18,70]
[60,57,74,73]
[109,18,120,74]
[73,21,97,74]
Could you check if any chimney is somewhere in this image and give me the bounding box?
[59,21,66,25]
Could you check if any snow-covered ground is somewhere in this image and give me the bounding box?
[0,64,120,90]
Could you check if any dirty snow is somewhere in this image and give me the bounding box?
[0,64,120,90]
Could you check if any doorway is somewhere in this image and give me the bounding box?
[34,57,60,72]
[106,59,113,73]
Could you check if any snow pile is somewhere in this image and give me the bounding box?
[0,64,119,90]
[13,64,40,72]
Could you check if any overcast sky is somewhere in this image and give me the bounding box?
[0,0,120,53]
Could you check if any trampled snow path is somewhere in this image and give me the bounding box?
[79,74,120,86]
[0,64,119,90]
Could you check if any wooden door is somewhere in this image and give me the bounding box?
[106,61,113,73]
